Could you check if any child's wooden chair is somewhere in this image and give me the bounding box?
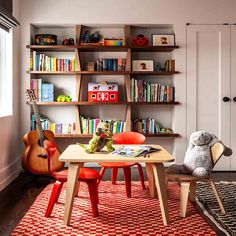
[166,142,226,217]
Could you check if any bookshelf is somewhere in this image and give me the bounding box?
[27,24,180,138]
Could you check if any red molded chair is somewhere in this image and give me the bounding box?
[98,132,146,197]
[44,140,100,217]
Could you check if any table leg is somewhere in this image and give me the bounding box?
[145,163,157,198]
[152,163,170,225]
[64,162,80,225]
[75,163,84,197]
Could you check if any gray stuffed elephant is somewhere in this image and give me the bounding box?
[166,131,232,177]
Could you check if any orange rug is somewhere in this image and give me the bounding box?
[11,182,216,236]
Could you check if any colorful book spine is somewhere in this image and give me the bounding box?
[130,78,175,102]
[80,117,125,134]
[31,52,76,72]
[132,118,161,134]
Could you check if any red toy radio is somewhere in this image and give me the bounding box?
[88,81,118,102]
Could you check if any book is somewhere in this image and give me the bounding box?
[41,83,54,102]
[111,146,160,158]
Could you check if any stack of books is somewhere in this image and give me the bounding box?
[165,60,175,72]
[30,79,54,102]
[31,114,76,134]
[95,58,126,71]
[30,51,76,71]
[132,118,161,134]
[130,78,175,102]
[80,117,126,134]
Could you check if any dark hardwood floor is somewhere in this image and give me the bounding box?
[0,169,235,236]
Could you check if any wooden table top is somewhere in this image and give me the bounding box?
[59,144,175,163]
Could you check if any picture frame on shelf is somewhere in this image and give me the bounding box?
[152,34,175,46]
[132,60,154,72]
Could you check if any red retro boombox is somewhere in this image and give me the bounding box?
[88,81,118,102]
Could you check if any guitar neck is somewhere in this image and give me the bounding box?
[32,101,44,140]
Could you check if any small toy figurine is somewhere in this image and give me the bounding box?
[81,30,101,44]
[132,34,149,46]
[56,95,72,102]
[79,122,115,153]
[62,38,74,45]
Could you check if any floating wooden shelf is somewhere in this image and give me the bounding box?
[77,45,129,52]
[26,45,76,52]
[27,70,179,76]
[27,101,180,106]
[26,45,179,52]
[54,133,180,138]
[131,45,179,52]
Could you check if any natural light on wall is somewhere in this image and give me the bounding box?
[0,28,13,117]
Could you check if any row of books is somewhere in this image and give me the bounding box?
[132,119,161,134]
[165,60,175,72]
[130,78,175,102]
[30,51,76,71]
[80,117,126,134]
[31,114,76,134]
[84,58,126,71]
[30,79,54,102]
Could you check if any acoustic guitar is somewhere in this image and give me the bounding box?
[22,89,64,174]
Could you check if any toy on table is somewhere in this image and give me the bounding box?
[56,95,72,102]
[166,131,232,177]
[79,122,115,153]
[132,34,149,46]
[62,38,74,45]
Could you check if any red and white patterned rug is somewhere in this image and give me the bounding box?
[11,182,216,236]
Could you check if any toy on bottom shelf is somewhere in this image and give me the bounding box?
[166,131,232,177]
[79,122,115,153]
[56,95,72,102]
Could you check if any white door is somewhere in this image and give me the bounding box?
[230,25,236,170]
[187,25,231,171]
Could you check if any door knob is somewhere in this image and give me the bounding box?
[233,97,236,102]
[223,97,231,102]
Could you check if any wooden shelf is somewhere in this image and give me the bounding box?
[55,134,93,138]
[26,45,76,52]
[130,101,180,105]
[54,133,180,138]
[144,133,180,137]
[130,71,179,75]
[131,45,179,52]
[27,71,77,75]
[26,45,179,52]
[77,45,129,52]
[27,101,180,106]
[27,70,179,75]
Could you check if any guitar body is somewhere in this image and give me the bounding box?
[22,130,64,174]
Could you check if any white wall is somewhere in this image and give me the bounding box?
[15,0,236,170]
[0,0,21,191]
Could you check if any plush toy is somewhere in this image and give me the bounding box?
[56,95,72,102]
[166,131,232,177]
[79,122,115,153]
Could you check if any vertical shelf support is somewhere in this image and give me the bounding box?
[124,25,132,131]
[125,105,131,132]
[75,25,82,134]
[124,25,131,46]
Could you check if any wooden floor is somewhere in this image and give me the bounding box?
[0,169,236,236]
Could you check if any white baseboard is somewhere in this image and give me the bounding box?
[0,157,21,192]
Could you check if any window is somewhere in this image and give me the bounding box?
[0,28,12,117]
